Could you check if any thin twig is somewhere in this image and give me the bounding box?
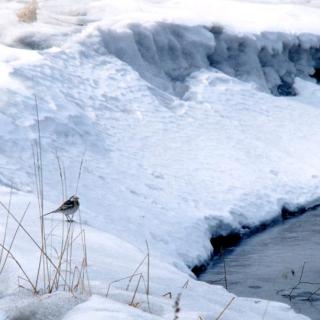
[289,262,306,300]
[0,202,64,283]
[0,203,30,274]
[82,229,90,295]
[49,221,73,293]
[55,151,66,201]
[0,244,37,293]
[173,293,181,320]
[146,240,150,296]
[0,185,13,266]
[106,273,143,298]
[75,152,86,195]
[215,297,236,320]
[129,274,142,306]
[33,95,51,292]
[221,248,228,290]
[126,254,148,291]
[308,286,320,301]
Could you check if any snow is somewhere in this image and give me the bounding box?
[2,0,320,50]
[95,23,320,96]
[0,291,83,320]
[0,192,310,320]
[1,0,320,319]
[63,294,309,320]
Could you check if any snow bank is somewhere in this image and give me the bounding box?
[95,22,320,96]
[62,294,310,320]
[0,192,310,320]
[2,0,320,49]
[0,291,83,320]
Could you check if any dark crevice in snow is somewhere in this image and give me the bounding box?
[10,33,67,50]
[98,22,320,97]
[191,198,320,277]
[311,68,320,83]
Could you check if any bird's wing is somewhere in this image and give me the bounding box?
[59,199,74,211]
[43,199,74,216]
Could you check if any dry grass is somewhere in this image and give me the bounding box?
[0,97,90,296]
[17,0,38,23]
[284,262,320,301]
[173,293,181,320]
[215,297,236,320]
[106,241,151,312]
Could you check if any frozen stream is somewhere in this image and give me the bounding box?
[199,209,320,320]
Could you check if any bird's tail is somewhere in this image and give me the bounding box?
[42,209,59,217]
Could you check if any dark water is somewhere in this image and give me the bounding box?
[199,210,320,320]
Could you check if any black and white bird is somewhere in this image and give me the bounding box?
[44,195,80,222]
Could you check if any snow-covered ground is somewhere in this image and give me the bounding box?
[1,0,320,319]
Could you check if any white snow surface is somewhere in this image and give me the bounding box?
[1,0,320,50]
[1,0,320,319]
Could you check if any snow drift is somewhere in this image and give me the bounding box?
[98,23,320,96]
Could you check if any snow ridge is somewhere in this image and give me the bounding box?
[96,22,320,96]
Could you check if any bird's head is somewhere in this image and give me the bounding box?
[70,195,79,201]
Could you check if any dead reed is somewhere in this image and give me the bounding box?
[0,97,90,296]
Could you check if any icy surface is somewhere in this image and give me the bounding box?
[1,0,320,319]
[200,207,320,320]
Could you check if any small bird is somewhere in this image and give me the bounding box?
[44,195,80,222]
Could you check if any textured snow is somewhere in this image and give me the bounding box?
[1,0,320,319]
[2,0,320,50]
[63,294,310,320]
[0,291,83,320]
[0,192,310,320]
[97,23,320,96]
